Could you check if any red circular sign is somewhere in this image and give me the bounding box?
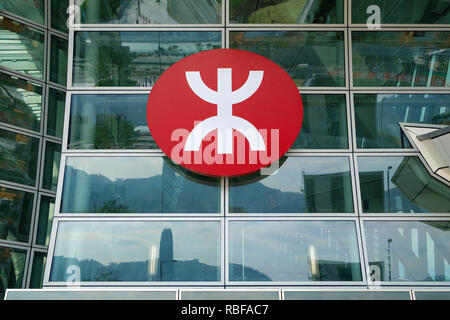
[147,49,302,177]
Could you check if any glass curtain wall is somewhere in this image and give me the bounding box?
[23,0,450,291]
[0,0,68,298]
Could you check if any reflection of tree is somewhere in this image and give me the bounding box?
[97,199,131,213]
[94,115,137,149]
[95,45,137,86]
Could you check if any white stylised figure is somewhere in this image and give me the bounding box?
[184,68,266,154]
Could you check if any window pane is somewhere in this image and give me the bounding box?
[284,290,410,300]
[74,0,221,24]
[292,94,348,149]
[46,88,65,138]
[230,0,344,24]
[61,157,220,213]
[42,141,61,191]
[0,185,33,243]
[51,0,69,33]
[229,220,362,282]
[229,157,353,213]
[50,221,221,282]
[30,251,46,288]
[230,31,345,87]
[49,35,68,86]
[352,31,450,87]
[0,128,39,186]
[0,246,26,298]
[181,290,279,300]
[358,156,450,213]
[36,195,54,246]
[73,31,222,87]
[0,16,44,79]
[69,94,156,149]
[0,72,42,132]
[0,0,45,25]
[355,94,450,149]
[352,0,450,24]
[364,221,450,282]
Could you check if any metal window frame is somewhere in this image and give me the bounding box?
[360,216,450,286]
[42,216,225,287]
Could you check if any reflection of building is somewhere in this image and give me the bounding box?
[157,228,174,281]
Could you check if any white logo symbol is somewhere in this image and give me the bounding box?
[184,68,266,154]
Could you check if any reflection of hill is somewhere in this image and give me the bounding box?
[61,165,217,213]
[50,256,270,282]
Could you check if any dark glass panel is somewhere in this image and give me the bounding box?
[49,35,68,86]
[50,221,221,282]
[36,195,54,246]
[230,31,345,87]
[0,246,26,298]
[51,0,69,33]
[29,251,46,288]
[42,141,61,191]
[46,88,66,138]
[284,290,410,300]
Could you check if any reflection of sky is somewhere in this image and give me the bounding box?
[259,157,350,193]
[54,222,220,266]
[229,221,360,280]
[66,157,164,181]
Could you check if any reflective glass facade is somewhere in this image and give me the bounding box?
[1,0,450,300]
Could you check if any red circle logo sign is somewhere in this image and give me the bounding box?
[147,49,303,177]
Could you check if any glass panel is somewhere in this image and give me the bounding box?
[181,291,279,300]
[73,31,222,87]
[355,94,450,149]
[69,94,156,149]
[284,291,410,300]
[0,72,42,132]
[0,185,33,243]
[414,291,450,300]
[74,0,222,24]
[229,156,353,213]
[0,16,45,79]
[292,94,348,149]
[0,246,26,298]
[42,141,61,191]
[61,156,220,213]
[358,156,450,213]
[0,128,39,186]
[230,0,344,24]
[6,290,177,300]
[352,31,450,87]
[51,0,69,33]
[228,220,362,282]
[364,221,450,282]
[46,88,66,138]
[0,0,45,25]
[29,251,46,288]
[49,35,68,86]
[50,221,221,282]
[230,31,345,87]
[36,195,54,246]
[352,0,450,24]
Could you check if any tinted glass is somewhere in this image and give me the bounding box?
[358,156,450,213]
[364,221,450,282]
[229,220,362,282]
[51,0,69,33]
[0,128,39,186]
[0,246,26,298]
[0,186,33,243]
[292,94,348,149]
[50,221,221,282]
[181,291,279,300]
[352,31,450,87]
[229,0,344,24]
[414,291,450,300]
[29,251,46,288]
[0,0,45,25]
[69,94,156,149]
[36,195,54,246]
[229,157,353,213]
[73,31,222,87]
[0,16,44,78]
[42,141,61,191]
[75,0,221,24]
[230,31,345,87]
[61,157,220,213]
[355,94,450,149]
[284,290,410,300]
[352,0,450,24]
[46,88,66,138]
[0,72,42,132]
[49,35,68,86]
